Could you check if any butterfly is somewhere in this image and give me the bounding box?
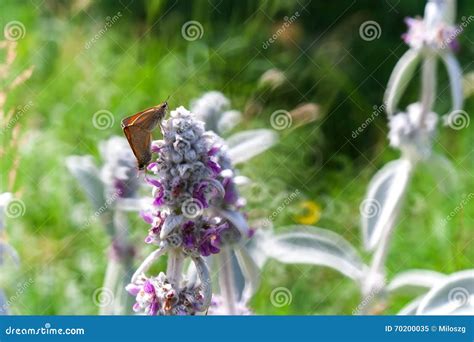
[121,101,168,170]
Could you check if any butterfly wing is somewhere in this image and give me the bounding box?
[121,103,167,131]
[123,125,152,170]
[121,107,155,130]
[121,102,168,169]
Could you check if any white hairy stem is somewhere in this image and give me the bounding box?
[131,246,167,283]
[99,257,121,315]
[166,249,184,288]
[420,55,437,126]
[193,256,212,311]
[219,247,237,315]
[361,163,414,314]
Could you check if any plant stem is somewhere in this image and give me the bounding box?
[420,54,437,125]
[361,164,414,314]
[166,249,184,288]
[219,247,237,315]
[193,256,212,311]
[99,256,121,315]
[132,246,167,283]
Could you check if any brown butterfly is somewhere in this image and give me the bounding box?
[121,101,168,170]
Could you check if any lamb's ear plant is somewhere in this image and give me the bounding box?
[246,0,469,316]
[392,269,474,315]
[126,106,253,315]
[359,0,465,312]
[190,91,278,165]
[66,136,144,314]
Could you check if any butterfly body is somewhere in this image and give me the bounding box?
[121,102,168,170]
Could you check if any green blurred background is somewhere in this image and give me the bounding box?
[0,0,472,314]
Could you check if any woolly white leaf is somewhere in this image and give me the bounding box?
[66,155,105,211]
[384,49,421,116]
[160,214,185,240]
[193,256,212,311]
[215,209,249,242]
[416,269,474,315]
[0,193,13,232]
[440,52,463,118]
[244,229,269,269]
[263,226,366,281]
[0,243,20,266]
[227,129,278,164]
[217,110,241,133]
[361,159,413,251]
[235,247,261,304]
[115,197,153,212]
[388,269,446,294]
[398,296,424,315]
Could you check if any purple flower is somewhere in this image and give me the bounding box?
[207,160,221,175]
[198,222,228,257]
[127,273,205,315]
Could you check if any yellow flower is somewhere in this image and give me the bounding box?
[294,200,321,225]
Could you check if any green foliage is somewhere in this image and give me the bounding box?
[0,0,472,314]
